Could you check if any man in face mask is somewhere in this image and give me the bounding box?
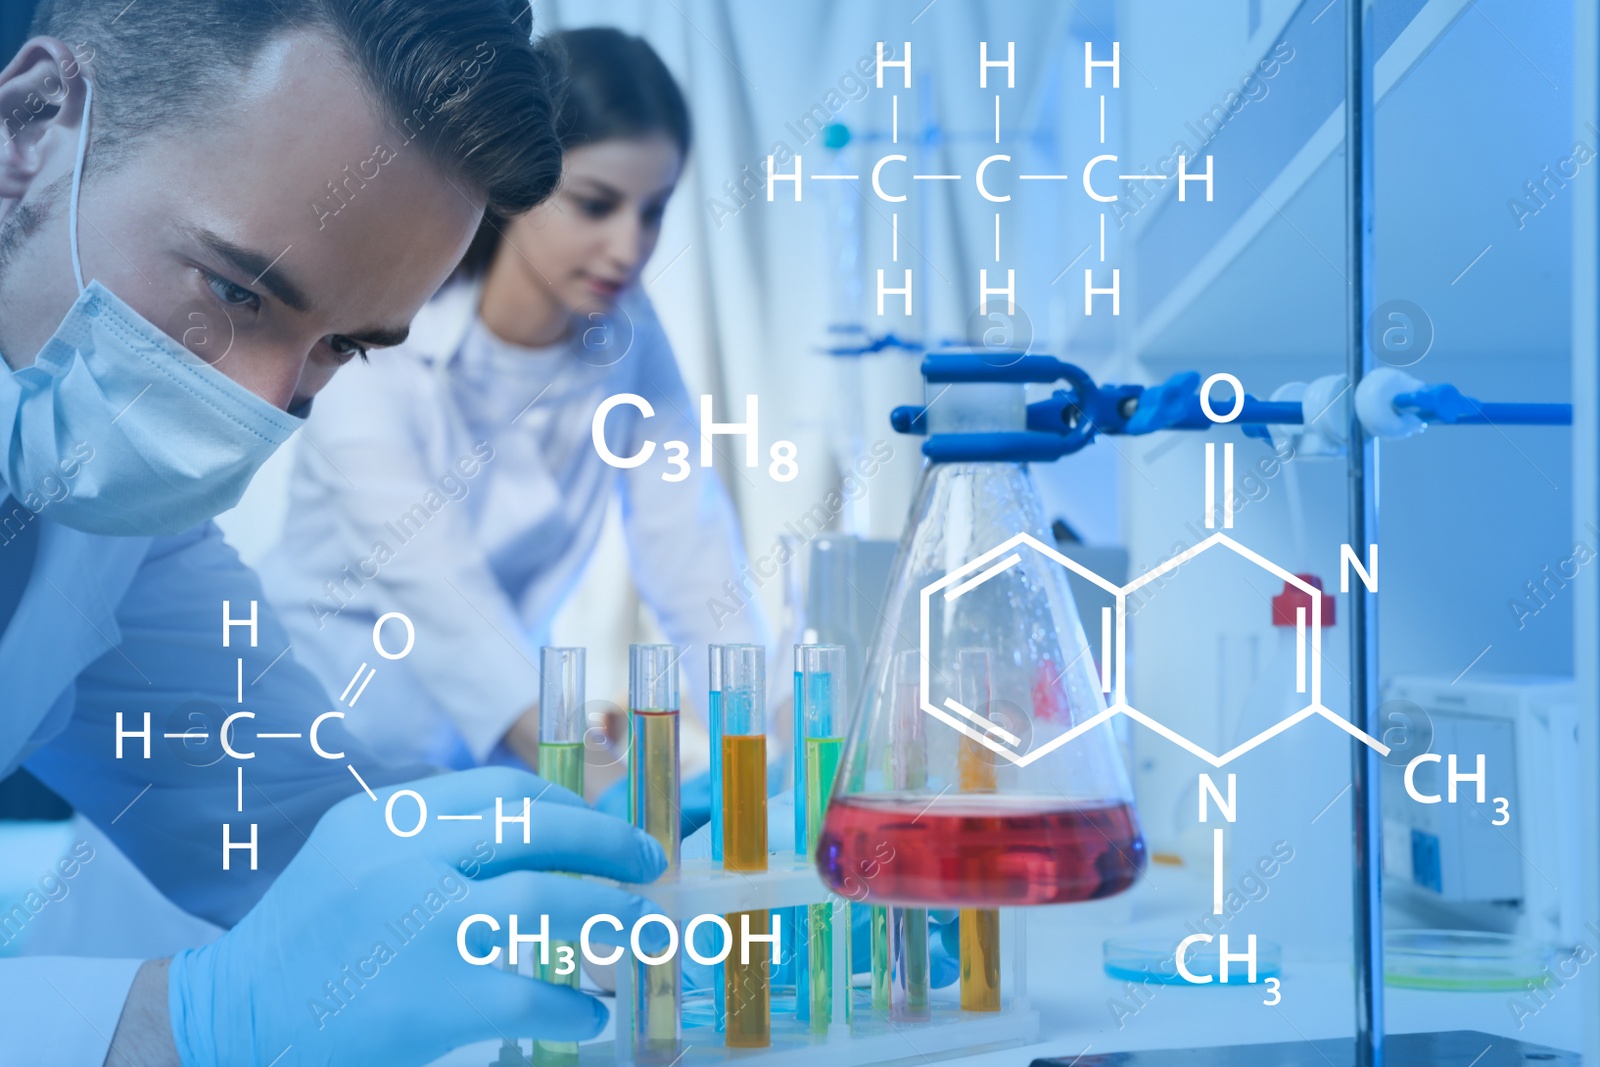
[0,3,668,1064]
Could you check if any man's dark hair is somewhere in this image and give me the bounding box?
[457,26,691,279]
[28,0,562,215]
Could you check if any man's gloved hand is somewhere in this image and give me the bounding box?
[168,767,668,1066]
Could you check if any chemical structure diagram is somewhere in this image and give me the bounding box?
[766,39,1214,325]
[112,604,415,870]
[915,377,1512,999]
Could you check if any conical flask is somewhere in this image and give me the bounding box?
[817,369,1146,908]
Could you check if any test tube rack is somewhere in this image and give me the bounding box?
[579,852,1037,1066]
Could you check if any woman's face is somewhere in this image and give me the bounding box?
[500,134,683,315]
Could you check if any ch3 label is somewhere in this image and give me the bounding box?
[1404,753,1510,825]
[592,394,798,482]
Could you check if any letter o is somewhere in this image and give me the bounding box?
[1200,373,1245,423]
[386,789,427,837]
[373,612,415,660]
[632,914,679,966]
[685,914,733,966]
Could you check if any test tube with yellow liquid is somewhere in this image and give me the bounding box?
[716,645,769,1048]
[533,647,587,1065]
[629,644,681,1064]
[956,649,1001,1013]
[801,645,846,1033]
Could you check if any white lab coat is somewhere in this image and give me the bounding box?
[0,519,424,1062]
[259,281,770,768]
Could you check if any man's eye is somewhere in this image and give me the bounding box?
[329,336,370,363]
[204,272,260,310]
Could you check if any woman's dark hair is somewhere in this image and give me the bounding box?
[457,26,690,279]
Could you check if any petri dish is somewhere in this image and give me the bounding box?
[1384,929,1554,991]
[1103,935,1282,985]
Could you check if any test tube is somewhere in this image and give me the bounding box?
[709,645,726,862]
[956,649,1002,1013]
[717,645,769,1048]
[707,646,727,1031]
[629,644,681,1064]
[886,649,929,1022]
[534,647,586,1065]
[791,644,809,1025]
[802,646,846,1033]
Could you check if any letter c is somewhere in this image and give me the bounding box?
[872,154,908,202]
[310,711,345,760]
[458,914,500,965]
[1175,934,1214,984]
[582,914,625,966]
[1083,154,1119,202]
[1405,753,1443,803]
[221,711,256,760]
[976,154,1012,202]
[593,394,655,469]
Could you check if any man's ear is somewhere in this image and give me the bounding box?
[0,39,89,200]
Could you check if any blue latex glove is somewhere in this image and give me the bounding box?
[929,910,961,989]
[597,768,713,839]
[1124,370,1202,434]
[168,767,668,1066]
[860,907,959,989]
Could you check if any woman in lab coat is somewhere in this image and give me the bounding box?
[262,27,770,773]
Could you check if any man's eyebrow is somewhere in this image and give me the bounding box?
[190,227,312,313]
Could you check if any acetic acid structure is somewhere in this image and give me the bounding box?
[112,602,415,872]
[765,40,1214,324]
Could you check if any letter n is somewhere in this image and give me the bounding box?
[1341,543,1377,593]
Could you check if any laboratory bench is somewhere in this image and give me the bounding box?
[430,861,1585,1066]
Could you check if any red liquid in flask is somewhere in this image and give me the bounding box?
[817,793,1145,907]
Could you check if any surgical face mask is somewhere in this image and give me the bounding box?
[0,81,302,536]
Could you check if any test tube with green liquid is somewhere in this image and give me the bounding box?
[956,648,1002,1012]
[534,647,586,1065]
[629,644,680,1064]
[717,645,770,1048]
[886,650,929,1022]
[802,645,846,1033]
